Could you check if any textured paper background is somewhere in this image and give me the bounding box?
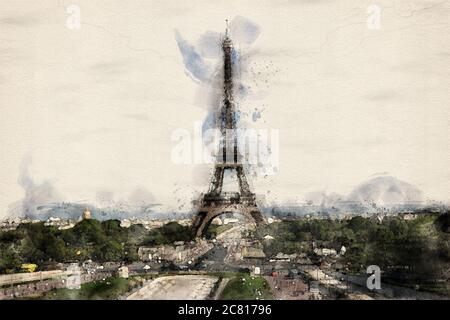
[0,0,449,218]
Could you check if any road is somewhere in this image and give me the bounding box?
[126,275,219,300]
[324,270,449,300]
[193,224,250,272]
[0,270,76,286]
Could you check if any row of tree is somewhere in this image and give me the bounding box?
[254,212,450,281]
[0,219,193,273]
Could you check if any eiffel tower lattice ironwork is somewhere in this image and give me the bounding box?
[191,23,265,238]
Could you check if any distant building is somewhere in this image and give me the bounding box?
[272,265,290,277]
[117,266,129,279]
[82,209,91,220]
[223,218,239,225]
[270,253,297,262]
[0,218,40,231]
[58,222,75,230]
[266,216,281,224]
[402,213,417,221]
[313,248,338,257]
[241,245,266,260]
[120,219,131,228]
[44,217,75,230]
[138,240,213,264]
[177,219,192,227]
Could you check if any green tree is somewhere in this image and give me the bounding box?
[0,244,21,272]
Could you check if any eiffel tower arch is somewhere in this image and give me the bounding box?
[191,23,265,238]
[191,164,265,238]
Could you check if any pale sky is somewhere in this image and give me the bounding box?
[0,0,449,218]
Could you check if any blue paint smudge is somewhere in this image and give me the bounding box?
[252,109,261,122]
[174,29,213,83]
[202,112,216,135]
[197,31,221,59]
[229,16,261,45]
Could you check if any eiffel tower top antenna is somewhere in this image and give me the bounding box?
[225,19,229,37]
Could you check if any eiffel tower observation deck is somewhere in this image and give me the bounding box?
[191,22,265,238]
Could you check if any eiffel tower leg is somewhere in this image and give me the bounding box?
[191,211,205,232]
[191,211,210,238]
[209,166,225,194]
[236,165,250,195]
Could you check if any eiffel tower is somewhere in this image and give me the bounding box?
[191,23,265,238]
